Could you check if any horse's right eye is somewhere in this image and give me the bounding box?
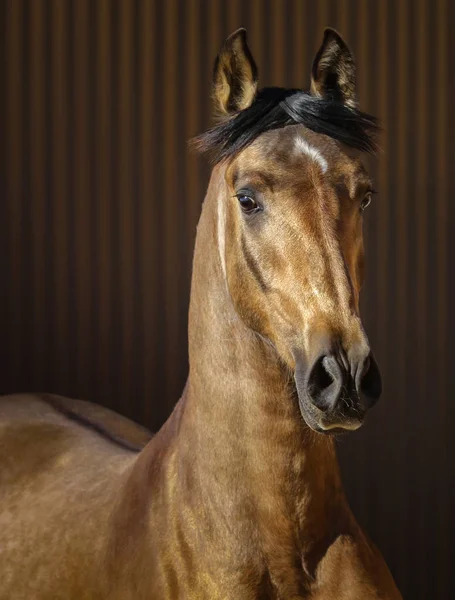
[236,194,261,214]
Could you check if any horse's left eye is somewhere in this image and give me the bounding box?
[360,193,372,211]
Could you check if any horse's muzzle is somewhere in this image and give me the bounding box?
[294,346,382,433]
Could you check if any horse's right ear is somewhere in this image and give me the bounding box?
[212,29,258,117]
[310,28,357,108]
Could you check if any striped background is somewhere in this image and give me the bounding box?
[2,1,454,597]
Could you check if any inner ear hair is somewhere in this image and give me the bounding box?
[213,28,258,117]
[310,28,357,109]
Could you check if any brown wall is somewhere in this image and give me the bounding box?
[2,1,454,597]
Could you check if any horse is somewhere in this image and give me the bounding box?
[0,28,402,599]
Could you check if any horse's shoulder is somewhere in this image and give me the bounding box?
[0,393,153,452]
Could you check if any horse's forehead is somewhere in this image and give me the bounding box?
[235,126,361,181]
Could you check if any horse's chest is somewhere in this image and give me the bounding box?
[156,550,308,599]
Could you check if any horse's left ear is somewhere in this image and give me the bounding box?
[310,28,357,108]
[212,28,258,117]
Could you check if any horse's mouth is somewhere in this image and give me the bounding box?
[295,387,366,435]
[312,416,364,435]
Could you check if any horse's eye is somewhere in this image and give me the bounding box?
[360,192,372,211]
[236,194,260,214]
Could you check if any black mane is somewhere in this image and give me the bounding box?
[193,87,380,164]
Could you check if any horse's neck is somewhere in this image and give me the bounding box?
[176,180,349,563]
[109,176,400,599]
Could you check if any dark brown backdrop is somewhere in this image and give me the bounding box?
[2,1,454,598]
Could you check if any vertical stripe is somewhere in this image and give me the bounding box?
[109,0,121,413]
[435,1,448,595]
[139,0,156,427]
[51,0,69,392]
[337,0,350,40]
[227,0,241,31]
[95,0,112,407]
[415,2,429,592]
[250,0,264,85]
[131,0,142,420]
[270,0,285,86]
[6,0,23,385]
[395,0,409,586]
[73,0,91,395]
[87,0,97,403]
[292,0,306,89]
[20,2,32,385]
[316,0,329,51]
[163,0,180,403]
[29,0,46,384]
[118,0,134,414]
[43,0,53,389]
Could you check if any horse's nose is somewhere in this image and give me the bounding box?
[354,352,382,408]
[306,349,382,415]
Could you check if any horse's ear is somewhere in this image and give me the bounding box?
[310,28,357,108]
[212,28,258,117]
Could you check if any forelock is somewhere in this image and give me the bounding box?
[192,87,380,164]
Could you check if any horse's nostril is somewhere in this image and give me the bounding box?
[299,349,381,418]
[361,355,371,379]
[358,353,382,406]
[307,356,340,411]
[308,357,333,394]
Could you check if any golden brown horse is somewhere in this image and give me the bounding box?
[0,29,402,599]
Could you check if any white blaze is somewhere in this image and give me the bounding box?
[295,137,328,173]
